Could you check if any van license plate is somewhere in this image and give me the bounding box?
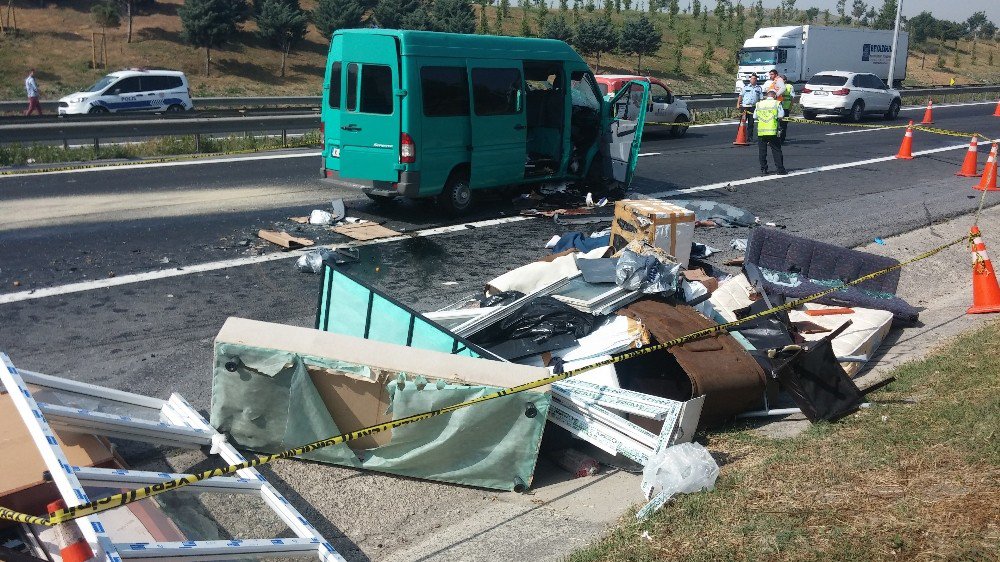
[332,148,340,157]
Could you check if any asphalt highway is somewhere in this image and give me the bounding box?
[1,99,999,561]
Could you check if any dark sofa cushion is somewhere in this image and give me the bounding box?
[746,228,918,322]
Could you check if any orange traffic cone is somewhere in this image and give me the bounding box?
[967,226,1000,314]
[46,500,95,562]
[895,120,915,160]
[974,143,998,191]
[733,113,752,146]
[920,98,934,124]
[993,99,1000,117]
[956,136,980,177]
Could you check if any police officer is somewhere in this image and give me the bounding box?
[737,74,762,141]
[754,90,786,175]
[778,74,793,144]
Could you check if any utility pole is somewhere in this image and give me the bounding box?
[886,0,903,88]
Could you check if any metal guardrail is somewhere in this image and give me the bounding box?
[0,96,322,114]
[0,84,995,144]
[0,114,320,148]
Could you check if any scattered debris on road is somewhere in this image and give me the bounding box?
[257,229,315,250]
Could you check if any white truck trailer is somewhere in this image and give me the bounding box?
[734,25,909,92]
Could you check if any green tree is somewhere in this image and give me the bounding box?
[804,6,819,23]
[966,11,988,37]
[179,0,248,76]
[614,0,621,14]
[672,47,682,73]
[255,0,308,77]
[520,0,532,35]
[623,0,632,12]
[536,0,548,29]
[699,8,707,32]
[434,0,476,33]
[691,0,700,17]
[542,13,573,41]
[822,8,830,24]
[585,0,595,12]
[499,0,510,19]
[619,14,661,73]
[574,17,617,70]
[735,2,745,32]
[666,0,678,28]
[92,0,121,33]
[872,0,896,30]
[560,0,569,14]
[836,0,846,22]
[603,0,613,19]
[752,0,764,28]
[573,0,581,21]
[850,0,866,25]
[477,0,490,33]
[313,0,364,42]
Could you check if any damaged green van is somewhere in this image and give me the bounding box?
[321,29,649,214]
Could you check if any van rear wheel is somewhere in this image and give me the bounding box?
[438,173,472,216]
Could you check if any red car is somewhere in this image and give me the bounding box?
[595,75,691,137]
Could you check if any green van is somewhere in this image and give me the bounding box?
[321,29,649,214]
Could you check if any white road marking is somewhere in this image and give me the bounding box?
[899,100,998,111]
[638,152,661,157]
[0,215,534,305]
[826,127,892,136]
[0,151,321,178]
[646,141,972,198]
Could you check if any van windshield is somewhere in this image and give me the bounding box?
[738,49,777,66]
[86,76,117,93]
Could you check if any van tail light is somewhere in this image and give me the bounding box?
[319,120,325,136]
[801,87,812,94]
[400,132,415,164]
[832,88,850,96]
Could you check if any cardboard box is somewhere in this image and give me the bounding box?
[0,388,117,523]
[610,200,696,267]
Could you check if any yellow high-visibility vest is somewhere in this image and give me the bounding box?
[755,99,780,136]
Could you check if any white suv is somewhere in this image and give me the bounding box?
[799,71,901,122]
[58,69,193,115]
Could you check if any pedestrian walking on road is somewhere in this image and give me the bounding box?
[755,90,786,175]
[24,69,42,116]
[737,74,762,141]
[778,74,793,144]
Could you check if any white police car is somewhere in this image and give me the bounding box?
[58,69,193,115]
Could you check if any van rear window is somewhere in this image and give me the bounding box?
[421,66,469,117]
[328,62,341,109]
[808,75,848,87]
[472,68,522,116]
[346,64,358,111]
[360,64,393,115]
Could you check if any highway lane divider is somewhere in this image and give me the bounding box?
[0,209,988,527]
[0,141,320,177]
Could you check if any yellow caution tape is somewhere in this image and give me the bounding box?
[786,116,993,141]
[0,230,971,527]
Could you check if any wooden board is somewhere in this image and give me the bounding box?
[257,229,314,249]
[332,222,401,241]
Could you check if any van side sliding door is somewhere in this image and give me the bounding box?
[468,60,527,188]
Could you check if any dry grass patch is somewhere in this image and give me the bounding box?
[570,321,1000,562]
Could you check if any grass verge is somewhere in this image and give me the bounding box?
[0,130,321,167]
[569,321,1000,562]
